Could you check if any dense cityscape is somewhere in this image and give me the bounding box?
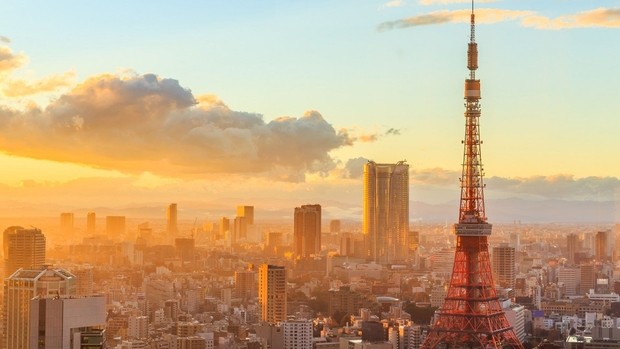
[1,0,619,349]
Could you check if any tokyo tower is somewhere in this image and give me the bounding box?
[419,1,525,349]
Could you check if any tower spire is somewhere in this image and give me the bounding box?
[419,1,525,347]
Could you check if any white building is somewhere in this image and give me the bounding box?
[502,299,525,343]
[28,295,106,349]
[283,320,312,349]
[128,315,148,340]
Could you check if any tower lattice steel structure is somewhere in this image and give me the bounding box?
[419,2,525,349]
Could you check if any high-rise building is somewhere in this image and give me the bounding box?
[293,204,321,258]
[4,267,76,349]
[233,216,247,243]
[235,268,257,303]
[128,315,149,340]
[557,267,579,296]
[3,227,46,278]
[258,264,286,324]
[86,211,96,235]
[329,219,341,233]
[492,244,516,290]
[580,263,596,295]
[567,233,578,265]
[60,212,74,235]
[237,205,254,225]
[106,216,126,236]
[595,230,610,262]
[167,203,179,236]
[282,320,312,349]
[363,160,409,264]
[219,217,230,241]
[420,3,523,348]
[29,295,106,348]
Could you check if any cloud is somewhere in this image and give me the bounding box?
[378,8,534,31]
[2,71,76,97]
[343,157,370,179]
[419,0,498,5]
[378,7,620,31]
[382,0,406,8]
[0,73,354,182]
[522,8,620,30]
[0,36,10,44]
[358,134,378,142]
[410,167,459,186]
[486,175,620,200]
[386,128,401,136]
[0,46,27,73]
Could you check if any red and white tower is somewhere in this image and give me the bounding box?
[420,2,524,349]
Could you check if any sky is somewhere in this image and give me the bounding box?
[0,0,618,221]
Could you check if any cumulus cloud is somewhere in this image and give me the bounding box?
[0,46,27,73]
[0,73,354,181]
[486,175,620,200]
[343,157,370,179]
[358,134,378,142]
[378,7,620,31]
[410,167,459,186]
[0,36,10,44]
[522,8,620,30]
[2,71,76,97]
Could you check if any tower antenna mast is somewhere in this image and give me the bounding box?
[420,0,525,347]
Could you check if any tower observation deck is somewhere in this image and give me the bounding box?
[419,1,525,348]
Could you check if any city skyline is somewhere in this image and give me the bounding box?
[0,1,618,221]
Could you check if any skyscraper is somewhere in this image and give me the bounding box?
[86,211,96,235]
[293,204,322,258]
[3,227,46,279]
[236,205,254,225]
[60,212,74,235]
[258,264,286,324]
[363,160,409,264]
[4,267,76,349]
[420,2,524,348]
[567,233,578,265]
[492,244,516,290]
[167,203,179,236]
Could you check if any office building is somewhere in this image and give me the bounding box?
[363,160,409,264]
[3,227,46,278]
[60,212,74,235]
[558,267,579,296]
[329,219,341,233]
[236,205,254,225]
[282,320,312,349]
[492,244,516,290]
[567,233,578,265]
[167,203,179,236]
[128,315,148,340]
[596,230,611,262]
[580,263,596,295]
[219,217,230,241]
[4,267,76,349]
[233,216,247,243]
[258,264,286,324]
[86,212,96,235]
[29,295,106,348]
[293,204,321,258]
[235,268,256,302]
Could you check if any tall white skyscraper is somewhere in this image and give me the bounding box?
[363,160,409,264]
[3,227,46,278]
